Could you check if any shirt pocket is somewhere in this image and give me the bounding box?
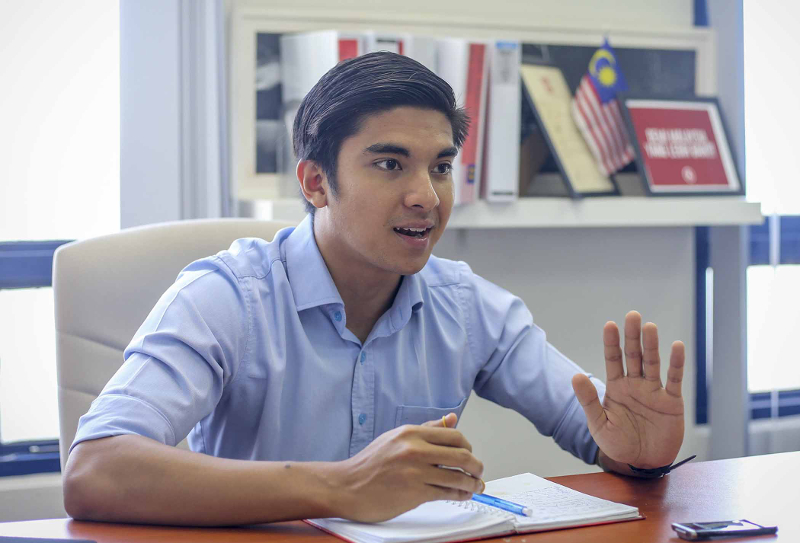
[394,397,469,428]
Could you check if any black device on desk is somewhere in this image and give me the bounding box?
[671,519,778,540]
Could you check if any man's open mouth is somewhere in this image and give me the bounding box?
[393,227,432,238]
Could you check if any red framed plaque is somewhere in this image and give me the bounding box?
[620,97,744,196]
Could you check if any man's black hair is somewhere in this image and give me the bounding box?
[292,51,470,215]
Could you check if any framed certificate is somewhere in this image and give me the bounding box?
[619,96,744,196]
[520,63,618,198]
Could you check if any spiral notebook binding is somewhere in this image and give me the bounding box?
[445,500,517,521]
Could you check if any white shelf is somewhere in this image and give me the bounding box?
[242,197,764,229]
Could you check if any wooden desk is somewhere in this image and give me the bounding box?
[0,453,792,542]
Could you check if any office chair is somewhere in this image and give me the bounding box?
[52,218,294,471]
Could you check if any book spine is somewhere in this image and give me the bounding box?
[338,38,360,61]
[435,39,468,205]
[406,35,437,72]
[483,41,521,202]
[459,42,488,205]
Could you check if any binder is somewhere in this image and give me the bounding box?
[436,39,489,206]
[280,31,368,105]
[481,41,521,202]
[366,33,437,72]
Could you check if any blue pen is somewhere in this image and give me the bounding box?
[471,493,532,517]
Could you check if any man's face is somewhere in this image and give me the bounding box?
[321,106,456,278]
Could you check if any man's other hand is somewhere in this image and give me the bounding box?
[572,310,685,470]
[331,413,484,522]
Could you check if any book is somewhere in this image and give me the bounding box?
[480,41,521,203]
[435,38,489,206]
[307,472,642,543]
[280,30,368,106]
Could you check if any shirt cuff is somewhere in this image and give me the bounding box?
[70,393,177,454]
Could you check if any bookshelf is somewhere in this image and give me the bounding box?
[242,196,763,229]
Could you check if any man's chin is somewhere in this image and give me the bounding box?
[394,256,430,276]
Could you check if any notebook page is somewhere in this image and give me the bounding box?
[308,500,513,543]
[484,473,639,529]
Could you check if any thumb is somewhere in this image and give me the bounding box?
[422,412,458,428]
[571,374,606,431]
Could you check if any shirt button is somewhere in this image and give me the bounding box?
[360,352,366,364]
[334,311,342,322]
[358,413,367,425]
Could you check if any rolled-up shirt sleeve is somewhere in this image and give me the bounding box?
[70,255,251,452]
[467,269,605,464]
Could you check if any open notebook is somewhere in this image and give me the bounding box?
[307,473,642,543]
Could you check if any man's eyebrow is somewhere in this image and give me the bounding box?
[364,143,410,157]
[363,143,459,160]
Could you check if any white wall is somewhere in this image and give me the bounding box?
[120,0,183,228]
[0,474,64,523]
[231,0,693,30]
[0,0,119,240]
[435,226,705,479]
[120,0,228,229]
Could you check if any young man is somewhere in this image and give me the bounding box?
[63,52,686,525]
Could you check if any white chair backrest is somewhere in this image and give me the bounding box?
[53,219,294,470]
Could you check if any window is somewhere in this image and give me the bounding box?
[0,0,120,475]
[742,0,800,406]
[0,242,70,476]
[696,2,800,424]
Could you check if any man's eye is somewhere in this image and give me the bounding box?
[376,159,401,171]
[434,163,453,175]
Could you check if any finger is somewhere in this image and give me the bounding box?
[414,426,473,453]
[571,373,607,434]
[424,444,484,479]
[603,321,624,382]
[424,485,473,502]
[421,413,457,428]
[641,322,662,384]
[666,340,685,397]
[425,465,484,494]
[624,311,643,378]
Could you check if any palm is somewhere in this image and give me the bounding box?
[572,311,685,468]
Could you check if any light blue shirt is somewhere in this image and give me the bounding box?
[73,215,605,464]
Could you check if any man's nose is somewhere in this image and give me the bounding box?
[404,170,440,210]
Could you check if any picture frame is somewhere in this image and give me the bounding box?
[520,62,619,198]
[230,14,306,202]
[619,95,744,196]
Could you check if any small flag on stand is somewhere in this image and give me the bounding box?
[571,39,635,176]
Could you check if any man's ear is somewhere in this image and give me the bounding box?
[297,160,329,210]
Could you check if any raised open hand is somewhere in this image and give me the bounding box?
[572,311,685,469]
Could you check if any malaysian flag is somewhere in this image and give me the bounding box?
[571,39,635,176]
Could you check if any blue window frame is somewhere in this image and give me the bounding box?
[695,217,800,424]
[0,240,72,476]
[695,227,710,425]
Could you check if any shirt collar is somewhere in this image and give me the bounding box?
[388,271,425,332]
[284,215,343,311]
[283,214,426,320]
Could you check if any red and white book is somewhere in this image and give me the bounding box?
[436,38,490,206]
